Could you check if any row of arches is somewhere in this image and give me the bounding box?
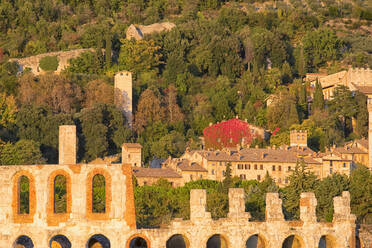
[14,169,110,219]
[13,233,348,248]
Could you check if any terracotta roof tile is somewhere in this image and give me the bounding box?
[132,167,181,178]
[123,143,142,148]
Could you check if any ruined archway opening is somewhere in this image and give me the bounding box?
[166,234,189,248]
[206,234,228,248]
[356,236,363,248]
[54,175,67,213]
[50,235,71,248]
[18,176,30,214]
[318,235,337,248]
[246,234,266,248]
[87,234,110,248]
[129,237,148,248]
[282,235,303,248]
[14,235,34,248]
[92,174,106,213]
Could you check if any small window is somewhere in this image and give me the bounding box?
[260,164,263,170]
[212,169,215,175]
[248,164,251,170]
[245,164,248,170]
[257,175,261,181]
[254,164,257,170]
[285,178,288,184]
[343,163,346,168]
[302,135,305,140]
[143,181,147,185]
[200,175,203,179]
[278,165,282,171]
[288,166,291,171]
[222,170,225,176]
[330,168,333,174]
[128,154,130,159]
[272,165,276,171]
[190,175,193,181]
[237,164,240,169]
[330,161,333,166]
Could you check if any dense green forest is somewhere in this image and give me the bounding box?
[1,0,372,164]
[134,162,372,226]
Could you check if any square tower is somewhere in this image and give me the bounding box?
[290,130,307,147]
[115,71,133,127]
[122,143,142,167]
[59,125,76,164]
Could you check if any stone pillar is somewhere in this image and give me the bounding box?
[115,71,133,127]
[228,188,250,221]
[265,193,284,221]
[333,191,355,222]
[300,192,317,223]
[190,189,211,221]
[368,97,372,170]
[59,125,76,164]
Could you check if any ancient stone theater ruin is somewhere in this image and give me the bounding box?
[0,126,369,248]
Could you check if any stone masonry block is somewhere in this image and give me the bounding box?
[228,188,251,220]
[300,192,317,223]
[190,189,211,221]
[265,193,284,221]
[333,191,356,222]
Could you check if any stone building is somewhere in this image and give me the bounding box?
[126,22,176,40]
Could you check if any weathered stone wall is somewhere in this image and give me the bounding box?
[9,49,94,75]
[0,161,363,248]
[126,22,176,40]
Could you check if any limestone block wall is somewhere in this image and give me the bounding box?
[0,163,135,247]
[0,161,366,248]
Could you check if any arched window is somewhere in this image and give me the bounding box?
[166,234,189,248]
[207,234,228,248]
[18,176,30,214]
[282,235,303,248]
[318,235,337,248]
[87,234,110,248]
[246,234,266,248]
[92,174,106,213]
[54,175,67,213]
[50,235,71,248]
[14,235,34,248]
[126,235,150,248]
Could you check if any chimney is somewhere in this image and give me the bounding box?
[59,125,76,164]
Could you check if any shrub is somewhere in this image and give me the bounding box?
[39,56,59,71]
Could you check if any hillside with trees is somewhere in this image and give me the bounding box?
[1,0,372,165]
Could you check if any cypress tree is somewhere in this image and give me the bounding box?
[288,101,299,127]
[313,80,325,111]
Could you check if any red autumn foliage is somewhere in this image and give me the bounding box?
[203,118,257,149]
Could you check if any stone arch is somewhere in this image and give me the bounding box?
[246,234,267,248]
[126,234,151,248]
[13,235,34,248]
[12,170,36,223]
[86,234,111,248]
[166,234,190,248]
[47,170,72,225]
[282,234,304,248]
[86,168,112,220]
[318,235,338,248]
[206,234,229,248]
[49,235,71,248]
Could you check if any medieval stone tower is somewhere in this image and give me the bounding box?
[114,71,133,127]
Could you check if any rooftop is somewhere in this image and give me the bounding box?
[132,167,182,178]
